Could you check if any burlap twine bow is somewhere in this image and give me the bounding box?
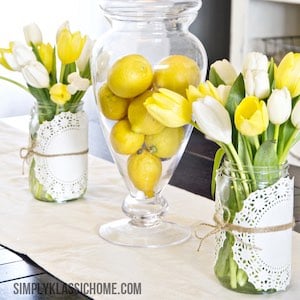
[19,140,89,174]
[195,207,295,251]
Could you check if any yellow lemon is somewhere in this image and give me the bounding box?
[107,54,153,98]
[153,55,201,96]
[110,119,144,155]
[127,149,162,198]
[128,90,165,135]
[145,126,185,159]
[98,83,130,120]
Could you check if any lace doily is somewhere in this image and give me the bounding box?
[216,177,294,291]
[33,111,88,201]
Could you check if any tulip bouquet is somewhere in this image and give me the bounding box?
[0,22,93,122]
[190,51,300,293]
[146,51,299,293]
[0,22,93,202]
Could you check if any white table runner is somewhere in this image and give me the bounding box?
[0,120,299,300]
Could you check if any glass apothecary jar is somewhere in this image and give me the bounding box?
[91,0,207,247]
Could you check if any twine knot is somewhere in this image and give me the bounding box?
[195,207,295,251]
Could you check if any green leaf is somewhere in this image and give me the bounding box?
[268,57,275,91]
[211,147,225,198]
[225,73,245,147]
[254,140,278,167]
[30,42,43,63]
[225,73,245,118]
[277,119,295,158]
[80,58,91,80]
[209,67,225,87]
[50,45,57,85]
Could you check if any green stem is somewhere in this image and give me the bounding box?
[253,135,260,151]
[229,255,238,289]
[224,143,251,212]
[273,124,280,152]
[59,64,66,83]
[0,75,29,92]
[279,128,299,164]
[227,143,250,195]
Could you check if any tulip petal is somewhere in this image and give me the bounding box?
[192,96,232,144]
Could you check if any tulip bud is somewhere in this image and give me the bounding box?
[243,52,269,74]
[38,43,54,73]
[23,23,42,45]
[291,100,300,129]
[21,61,50,88]
[192,96,232,144]
[275,52,300,98]
[57,27,86,65]
[244,69,270,99]
[234,96,269,137]
[0,44,16,70]
[210,59,237,85]
[144,88,191,128]
[267,87,292,125]
[216,84,231,105]
[4,42,37,71]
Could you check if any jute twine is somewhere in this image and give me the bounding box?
[195,207,295,251]
[19,141,88,174]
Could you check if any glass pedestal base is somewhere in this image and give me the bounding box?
[99,218,191,248]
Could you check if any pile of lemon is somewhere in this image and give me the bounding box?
[98,54,201,197]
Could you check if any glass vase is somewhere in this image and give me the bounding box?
[91,0,207,247]
[214,159,294,293]
[26,102,88,202]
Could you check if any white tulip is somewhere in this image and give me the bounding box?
[211,59,237,85]
[291,100,300,129]
[216,84,231,105]
[13,43,36,67]
[76,36,94,73]
[192,96,232,144]
[67,72,90,94]
[3,42,36,71]
[267,87,292,125]
[244,69,270,99]
[243,52,269,74]
[23,23,42,45]
[21,61,50,88]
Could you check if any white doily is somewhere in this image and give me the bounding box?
[33,111,88,201]
[216,177,294,291]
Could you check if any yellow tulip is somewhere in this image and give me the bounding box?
[234,96,269,136]
[0,47,13,70]
[275,52,300,98]
[57,28,86,64]
[49,83,71,105]
[198,80,221,101]
[144,88,191,127]
[38,43,53,73]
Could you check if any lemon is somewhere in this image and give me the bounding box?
[127,149,162,198]
[128,90,165,135]
[107,54,153,98]
[98,83,130,120]
[153,55,201,96]
[110,119,144,155]
[145,126,184,158]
